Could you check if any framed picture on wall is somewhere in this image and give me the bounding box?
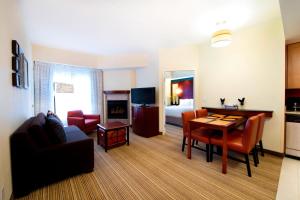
[19,54,29,89]
[12,40,20,56]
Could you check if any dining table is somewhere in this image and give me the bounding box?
[187,114,246,174]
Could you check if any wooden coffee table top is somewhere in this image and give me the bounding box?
[97,121,129,131]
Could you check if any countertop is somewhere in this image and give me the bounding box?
[285,111,300,115]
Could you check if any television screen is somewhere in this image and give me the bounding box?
[131,87,155,105]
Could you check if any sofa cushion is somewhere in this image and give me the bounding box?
[46,115,66,143]
[64,126,89,142]
[28,113,50,148]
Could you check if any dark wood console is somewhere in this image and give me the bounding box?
[202,107,273,118]
[132,106,159,137]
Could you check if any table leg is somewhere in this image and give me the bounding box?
[126,126,129,145]
[104,130,108,152]
[222,128,228,174]
[187,128,191,159]
[97,126,100,145]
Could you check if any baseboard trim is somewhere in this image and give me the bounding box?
[285,154,300,160]
[264,149,284,157]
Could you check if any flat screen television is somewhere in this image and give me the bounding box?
[131,87,155,105]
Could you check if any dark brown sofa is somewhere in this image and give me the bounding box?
[10,113,94,198]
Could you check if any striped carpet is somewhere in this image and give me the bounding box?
[18,125,282,200]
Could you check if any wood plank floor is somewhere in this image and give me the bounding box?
[18,125,283,200]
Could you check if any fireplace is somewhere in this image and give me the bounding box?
[107,100,128,119]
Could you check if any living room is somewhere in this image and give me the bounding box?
[1,0,300,199]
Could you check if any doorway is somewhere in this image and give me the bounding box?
[163,70,195,127]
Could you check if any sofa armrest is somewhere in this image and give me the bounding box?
[84,114,100,121]
[67,117,85,130]
[33,138,94,181]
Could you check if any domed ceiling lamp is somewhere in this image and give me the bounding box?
[211,21,232,48]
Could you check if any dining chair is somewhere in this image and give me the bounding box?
[255,113,266,164]
[195,109,208,118]
[181,111,212,162]
[210,116,259,177]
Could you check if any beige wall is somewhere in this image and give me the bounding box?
[32,44,148,70]
[103,69,136,91]
[0,0,33,199]
[198,18,285,153]
[32,44,101,68]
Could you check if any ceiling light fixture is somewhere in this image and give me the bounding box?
[211,29,232,48]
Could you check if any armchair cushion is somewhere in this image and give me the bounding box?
[67,110,100,133]
[68,110,84,118]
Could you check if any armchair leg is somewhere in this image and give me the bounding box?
[245,154,252,177]
[182,137,186,152]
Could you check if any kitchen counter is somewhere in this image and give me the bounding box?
[285,111,300,115]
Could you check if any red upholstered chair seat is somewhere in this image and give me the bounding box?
[210,130,244,153]
[67,110,100,133]
[191,127,213,144]
[85,119,98,126]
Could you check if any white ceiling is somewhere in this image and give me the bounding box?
[20,0,281,55]
[279,0,300,44]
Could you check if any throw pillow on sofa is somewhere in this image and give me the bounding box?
[46,115,66,143]
[47,110,63,123]
[28,113,51,148]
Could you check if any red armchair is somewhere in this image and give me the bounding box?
[67,110,100,133]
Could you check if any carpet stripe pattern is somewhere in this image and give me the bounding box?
[17,125,282,200]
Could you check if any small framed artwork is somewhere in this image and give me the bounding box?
[19,54,29,89]
[12,40,20,56]
[12,73,20,87]
[12,56,19,72]
[23,55,29,89]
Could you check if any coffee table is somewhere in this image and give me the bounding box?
[97,121,130,152]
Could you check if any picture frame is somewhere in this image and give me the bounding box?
[12,56,19,72]
[12,40,20,56]
[12,73,20,87]
[19,54,29,89]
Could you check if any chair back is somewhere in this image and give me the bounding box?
[242,116,259,153]
[195,109,208,118]
[67,110,84,118]
[181,111,196,136]
[256,113,266,143]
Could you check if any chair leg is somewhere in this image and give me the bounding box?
[182,136,186,152]
[255,145,260,165]
[253,147,258,167]
[196,141,199,145]
[192,140,195,147]
[206,144,209,162]
[259,140,264,156]
[245,154,252,177]
[210,144,214,162]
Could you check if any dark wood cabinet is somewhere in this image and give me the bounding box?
[132,106,159,137]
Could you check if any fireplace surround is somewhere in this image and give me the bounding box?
[103,90,130,124]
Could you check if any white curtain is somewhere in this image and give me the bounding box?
[33,61,54,114]
[33,61,103,123]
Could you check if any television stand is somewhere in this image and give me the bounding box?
[131,106,159,137]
